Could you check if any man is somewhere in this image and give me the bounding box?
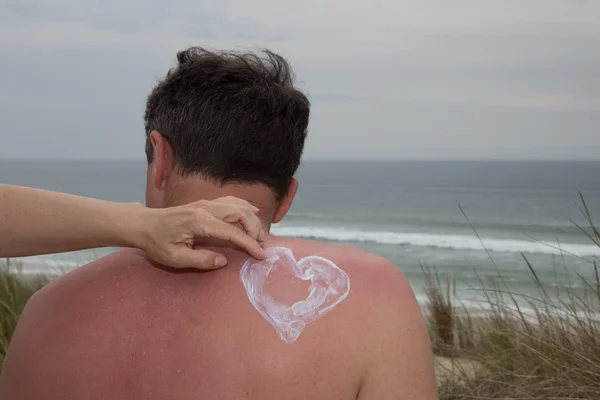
[0,48,438,399]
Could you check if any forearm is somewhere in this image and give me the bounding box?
[0,184,144,257]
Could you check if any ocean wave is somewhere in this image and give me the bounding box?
[7,252,106,275]
[271,226,600,257]
[284,212,587,234]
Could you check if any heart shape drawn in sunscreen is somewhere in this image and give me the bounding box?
[240,247,350,344]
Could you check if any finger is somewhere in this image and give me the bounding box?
[224,208,263,242]
[234,222,265,244]
[206,221,267,260]
[171,248,229,270]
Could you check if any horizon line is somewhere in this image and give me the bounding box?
[2,157,600,163]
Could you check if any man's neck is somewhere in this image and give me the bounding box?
[164,178,277,232]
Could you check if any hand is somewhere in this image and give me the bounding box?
[136,196,267,269]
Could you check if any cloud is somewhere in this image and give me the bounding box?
[0,0,599,159]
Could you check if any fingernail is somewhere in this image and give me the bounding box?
[214,255,227,268]
[258,230,266,242]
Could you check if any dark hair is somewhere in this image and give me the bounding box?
[144,47,310,200]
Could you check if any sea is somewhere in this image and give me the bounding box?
[2,159,600,311]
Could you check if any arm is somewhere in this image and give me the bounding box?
[0,184,266,269]
[358,262,439,399]
[0,184,152,257]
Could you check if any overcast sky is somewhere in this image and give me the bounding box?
[1,0,599,160]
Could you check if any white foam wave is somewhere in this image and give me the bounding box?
[6,253,102,276]
[415,294,600,321]
[271,226,600,257]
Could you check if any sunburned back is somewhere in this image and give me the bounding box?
[0,237,438,400]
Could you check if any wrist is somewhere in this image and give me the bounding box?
[111,202,150,249]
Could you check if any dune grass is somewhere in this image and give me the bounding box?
[0,259,48,371]
[428,195,600,399]
[427,263,600,399]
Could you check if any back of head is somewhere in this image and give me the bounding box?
[144,47,310,202]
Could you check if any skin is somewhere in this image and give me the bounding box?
[0,132,438,399]
[0,184,266,269]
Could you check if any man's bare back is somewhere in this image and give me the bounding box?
[0,236,437,399]
[1,46,438,399]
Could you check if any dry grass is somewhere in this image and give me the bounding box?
[432,285,600,398]
[0,259,48,372]
[429,195,600,399]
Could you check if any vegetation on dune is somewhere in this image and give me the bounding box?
[428,195,600,399]
[426,260,600,399]
[0,259,49,371]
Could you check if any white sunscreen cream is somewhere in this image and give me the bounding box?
[240,247,351,344]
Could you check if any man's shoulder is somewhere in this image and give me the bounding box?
[13,249,152,357]
[272,237,408,295]
[285,240,437,398]
[27,249,150,321]
[35,249,148,296]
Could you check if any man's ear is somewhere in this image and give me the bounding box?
[149,131,173,190]
[272,177,299,224]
